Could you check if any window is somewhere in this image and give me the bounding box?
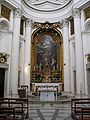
[1,4,11,21]
[70,17,74,35]
[20,19,24,35]
[84,6,90,21]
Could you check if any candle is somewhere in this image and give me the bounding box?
[57,64,58,69]
[60,66,61,70]
[34,65,35,70]
[37,64,38,69]
[54,66,55,70]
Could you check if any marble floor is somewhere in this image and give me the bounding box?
[28,101,74,120]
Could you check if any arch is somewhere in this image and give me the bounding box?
[83,18,90,31]
[0,18,10,30]
[30,25,64,86]
[31,27,63,44]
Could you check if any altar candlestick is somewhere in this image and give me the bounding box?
[60,66,61,71]
[34,65,35,70]
[54,66,55,70]
[37,64,38,70]
[57,64,58,69]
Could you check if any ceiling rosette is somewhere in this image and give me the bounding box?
[23,0,71,12]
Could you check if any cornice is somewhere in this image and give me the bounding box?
[73,8,81,18]
[4,0,21,9]
[0,30,13,34]
[73,0,90,10]
[82,30,90,34]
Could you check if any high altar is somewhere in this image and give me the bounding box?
[31,23,63,101]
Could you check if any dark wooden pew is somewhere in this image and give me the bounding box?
[81,107,90,120]
[0,97,29,118]
[0,107,15,120]
[71,98,90,120]
[0,114,8,120]
[0,100,24,120]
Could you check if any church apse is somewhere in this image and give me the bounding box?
[31,23,63,85]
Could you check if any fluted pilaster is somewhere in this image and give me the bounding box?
[73,8,85,94]
[10,8,21,96]
[62,18,71,92]
[24,18,32,91]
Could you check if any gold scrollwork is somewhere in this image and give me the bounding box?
[0,53,8,63]
[0,57,5,63]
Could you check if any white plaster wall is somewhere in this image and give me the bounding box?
[14,0,21,4]
[0,32,11,54]
[74,0,80,4]
[87,33,90,53]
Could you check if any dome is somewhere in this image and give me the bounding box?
[22,0,72,22]
[23,0,71,12]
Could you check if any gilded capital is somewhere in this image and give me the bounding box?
[14,8,22,18]
[73,8,80,18]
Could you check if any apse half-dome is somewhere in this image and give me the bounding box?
[23,0,71,12]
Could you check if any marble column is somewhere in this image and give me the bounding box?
[19,39,25,85]
[82,30,88,94]
[73,8,84,94]
[10,8,21,96]
[62,19,71,92]
[70,41,76,94]
[24,18,32,91]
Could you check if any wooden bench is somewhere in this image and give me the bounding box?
[0,114,8,120]
[0,101,24,120]
[81,107,90,120]
[71,98,90,120]
[0,97,29,118]
[0,107,15,120]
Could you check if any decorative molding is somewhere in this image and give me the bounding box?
[0,30,13,34]
[0,63,9,69]
[20,35,25,45]
[14,8,22,18]
[82,30,90,35]
[73,8,80,18]
[62,18,69,27]
[23,0,71,12]
[33,21,61,29]
[0,53,9,64]
[69,34,75,41]
[25,18,32,27]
